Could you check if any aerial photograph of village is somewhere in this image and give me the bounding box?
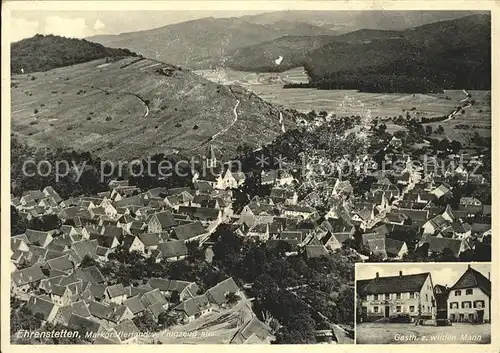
[6,5,491,345]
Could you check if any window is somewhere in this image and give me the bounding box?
[425,294,428,301]
[396,306,402,312]
[410,306,415,312]
[385,293,390,300]
[462,301,472,309]
[474,300,485,309]
[396,293,401,299]
[466,289,473,295]
[455,290,461,296]
[450,302,458,309]
[374,294,379,300]
[374,306,379,313]
[414,292,419,298]
[410,292,415,299]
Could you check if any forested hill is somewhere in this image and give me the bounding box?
[301,14,491,93]
[11,34,138,73]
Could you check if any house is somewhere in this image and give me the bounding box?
[417,234,470,258]
[50,284,72,306]
[148,278,200,301]
[261,169,294,186]
[230,316,275,344]
[26,295,60,324]
[389,136,403,148]
[122,236,146,254]
[174,294,212,323]
[171,221,207,242]
[447,265,491,323]
[67,314,104,342]
[147,211,177,233]
[157,240,188,261]
[430,184,453,199]
[25,229,54,248]
[357,271,436,322]
[269,187,298,205]
[104,283,127,305]
[459,197,482,206]
[366,238,408,260]
[205,277,242,307]
[55,301,92,326]
[283,205,316,219]
[422,215,448,235]
[123,295,146,317]
[113,320,141,344]
[304,245,329,259]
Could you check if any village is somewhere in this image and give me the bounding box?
[10,106,492,344]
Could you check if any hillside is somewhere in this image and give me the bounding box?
[87,17,283,70]
[225,35,337,72]
[11,34,137,74]
[10,57,296,160]
[87,17,339,70]
[302,14,491,92]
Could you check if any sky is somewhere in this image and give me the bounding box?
[9,10,271,42]
[356,263,491,288]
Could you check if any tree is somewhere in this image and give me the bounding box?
[28,214,61,231]
[425,126,433,135]
[11,206,27,235]
[450,140,462,154]
[80,255,97,268]
[225,292,241,305]
[157,311,180,329]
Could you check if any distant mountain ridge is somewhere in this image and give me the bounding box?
[227,14,490,92]
[87,17,335,70]
[11,34,137,74]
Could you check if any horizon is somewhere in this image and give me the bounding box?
[9,9,485,43]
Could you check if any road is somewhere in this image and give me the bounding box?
[211,97,240,140]
[356,322,491,344]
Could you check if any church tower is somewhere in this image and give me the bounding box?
[206,145,217,168]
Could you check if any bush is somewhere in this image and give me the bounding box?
[193,125,199,130]
[105,117,112,121]
[33,109,38,114]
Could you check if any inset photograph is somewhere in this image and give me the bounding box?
[356,263,491,344]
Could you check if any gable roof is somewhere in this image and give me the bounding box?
[360,272,430,295]
[450,266,491,297]
[172,221,206,241]
[157,240,188,259]
[26,295,57,320]
[106,283,126,298]
[419,234,462,257]
[123,295,146,315]
[206,277,240,306]
[12,265,46,286]
[174,294,210,317]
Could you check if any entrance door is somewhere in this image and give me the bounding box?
[459,314,465,322]
[477,310,484,323]
[385,306,390,317]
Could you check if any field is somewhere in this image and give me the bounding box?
[356,322,491,344]
[11,57,294,160]
[195,67,491,144]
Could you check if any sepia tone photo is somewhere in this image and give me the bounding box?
[356,263,492,344]
[2,1,494,347]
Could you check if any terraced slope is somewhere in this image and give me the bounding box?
[11,57,295,160]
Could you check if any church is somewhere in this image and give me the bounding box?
[192,145,246,190]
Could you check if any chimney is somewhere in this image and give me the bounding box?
[376,272,379,278]
[399,271,403,277]
[468,264,471,269]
